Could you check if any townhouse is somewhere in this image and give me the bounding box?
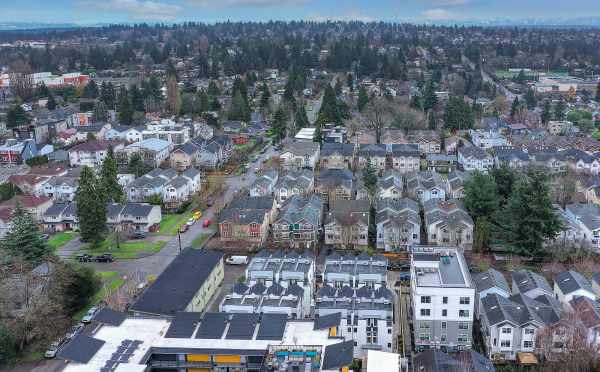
[127,168,178,202]
[218,196,276,244]
[565,203,600,252]
[316,168,354,204]
[8,174,49,197]
[357,144,387,173]
[249,170,278,197]
[424,199,474,250]
[0,195,52,238]
[553,270,596,307]
[68,140,124,168]
[318,253,393,357]
[470,128,507,149]
[105,125,143,143]
[122,138,173,168]
[511,270,554,299]
[320,143,355,170]
[389,144,420,173]
[324,200,370,249]
[142,120,191,145]
[406,171,446,204]
[161,168,201,210]
[42,176,78,201]
[473,268,510,319]
[445,170,472,200]
[426,154,457,173]
[410,247,475,352]
[407,130,441,154]
[272,195,323,249]
[458,146,493,173]
[274,169,314,206]
[279,140,320,170]
[375,198,421,251]
[494,148,529,169]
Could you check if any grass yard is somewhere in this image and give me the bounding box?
[73,277,126,321]
[158,211,194,236]
[81,240,167,259]
[97,271,118,280]
[48,231,78,249]
[191,231,215,249]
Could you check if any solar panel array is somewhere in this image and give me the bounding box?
[256,313,288,340]
[100,339,142,372]
[165,312,202,338]
[196,312,229,339]
[226,313,259,340]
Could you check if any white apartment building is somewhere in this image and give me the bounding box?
[410,247,475,352]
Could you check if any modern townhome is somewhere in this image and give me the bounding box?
[122,138,173,168]
[68,140,124,168]
[279,140,320,170]
[494,148,530,169]
[169,142,201,171]
[272,195,323,249]
[413,349,495,372]
[406,130,441,154]
[249,170,279,197]
[191,135,233,169]
[405,171,446,204]
[218,196,276,244]
[389,144,420,173]
[316,168,354,204]
[324,200,370,249]
[375,198,421,251]
[529,150,568,175]
[511,270,554,299]
[424,199,474,250]
[41,202,78,232]
[221,249,315,318]
[565,203,600,251]
[553,270,596,308]
[105,125,143,143]
[141,121,191,145]
[42,175,78,201]
[410,247,475,352]
[161,168,202,210]
[316,254,394,358]
[274,169,314,206]
[357,144,387,173]
[126,168,179,202]
[479,292,561,362]
[470,128,508,149]
[473,268,511,318]
[320,142,356,170]
[458,145,494,173]
[426,154,457,173]
[445,170,472,200]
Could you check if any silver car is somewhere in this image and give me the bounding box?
[81,306,99,323]
[44,339,64,358]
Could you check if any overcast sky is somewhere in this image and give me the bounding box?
[2,0,600,24]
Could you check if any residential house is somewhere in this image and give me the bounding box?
[122,138,173,168]
[511,270,554,299]
[568,296,600,350]
[73,123,111,142]
[272,195,323,249]
[406,171,446,204]
[162,168,201,210]
[320,143,355,170]
[190,135,232,169]
[494,148,530,169]
[126,168,178,202]
[249,170,278,197]
[389,144,420,173]
[376,171,404,200]
[105,125,143,143]
[407,130,441,154]
[554,270,596,307]
[470,128,508,149]
[279,140,320,170]
[424,199,474,250]
[274,169,314,206]
[0,139,37,165]
[8,174,49,196]
[42,202,78,232]
[548,121,573,136]
[142,120,191,145]
[411,247,475,352]
[316,168,354,204]
[42,176,78,201]
[169,142,200,171]
[445,171,472,199]
[458,146,493,172]
[412,349,495,372]
[376,198,421,251]
[324,200,370,249]
[473,268,510,318]
[106,203,162,233]
[381,128,406,145]
[426,154,457,173]
[0,195,52,237]
[530,150,568,175]
[565,203,600,252]
[357,144,387,173]
[219,196,276,244]
[68,140,124,168]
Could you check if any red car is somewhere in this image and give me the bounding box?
[203,219,212,228]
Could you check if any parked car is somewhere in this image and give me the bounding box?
[129,231,147,239]
[45,339,65,359]
[41,234,49,240]
[225,255,249,265]
[66,323,84,339]
[95,254,114,263]
[206,198,214,207]
[193,211,202,220]
[76,253,94,262]
[202,219,212,228]
[179,224,189,233]
[186,218,196,226]
[81,306,99,323]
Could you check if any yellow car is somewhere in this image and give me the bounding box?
[193,211,202,220]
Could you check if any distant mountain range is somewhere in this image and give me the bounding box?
[2,17,600,31]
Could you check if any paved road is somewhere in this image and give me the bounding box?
[462,55,518,102]
[55,142,276,282]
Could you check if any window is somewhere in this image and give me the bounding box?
[441,322,447,330]
[459,297,470,305]
[523,341,534,348]
[348,327,352,333]
[442,297,448,304]
[419,333,430,341]
[500,340,511,348]
[525,328,535,335]
[420,309,431,316]
[388,329,391,334]
[501,328,512,334]
[442,309,447,317]
[387,343,392,348]
[420,322,430,329]
[459,310,470,317]
[441,334,447,342]
[458,334,469,343]
[421,296,431,304]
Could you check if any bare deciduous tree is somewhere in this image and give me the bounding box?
[9,61,34,102]
[364,97,398,143]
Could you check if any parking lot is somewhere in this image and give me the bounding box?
[207,261,247,312]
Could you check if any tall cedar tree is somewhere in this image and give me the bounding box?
[128,153,151,177]
[491,163,516,202]
[2,203,50,264]
[362,158,379,199]
[118,87,134,125]
[541,101,552,124]
[228,91,250,122]
[260,83,271,110]
[313,124,322,144]
[494,168,563,257]
[554,100,566,121]
[166,61,181,116]
[317,85,341,125]
[510,96,521,118]
[46,93,57,110]
[271,107,288,144]
[464,171,500,220]
[443,96,474,130]
[357,86,369,112]
[99,147,123,203]
[294,105,309,133]
[423,80,438,111]
[75,166,107,245]
[524,88,537,109]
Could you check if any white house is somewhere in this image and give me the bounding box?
[458,146,493,173]
[553,270,596,308]
[68,141,125,168]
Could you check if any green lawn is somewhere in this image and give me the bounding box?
[73,277,126,320]
[191,231,215,249]
[80,240,167,259]
[97,271,118,280]
[159,212,194,236]
[48,231,78,249]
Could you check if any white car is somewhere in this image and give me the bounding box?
[81,306,99,323]
[66,323,84,339]
[186,218,196,226]
[44,339,65,358]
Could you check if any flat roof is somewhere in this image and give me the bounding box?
[366,350,401,372]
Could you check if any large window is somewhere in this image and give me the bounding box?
[502,328,512,334]
[421,296,431,304]
[459,297,470,305]
[500,340,511,348]
[523,341,534,348]
[459,310,470,318]
[420,309,431,316]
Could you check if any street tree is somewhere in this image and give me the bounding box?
[75,166,107,246]
[1,204,50,265]
[99,147,123,203]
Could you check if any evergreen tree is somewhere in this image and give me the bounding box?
[464,171,500,220]
[128,153,151,177]
[541,101,552,125]
[6,105,31,128]
[494,167,563,257]
[99,147,123,203]
[100,82,116,109]
[428,112,436,130]
[362,159,379,200]
[334,79,342,96]
[1,203,50,264]
[228,90,250,122]
[358,86,369,112]
[524,88,537,109]
[346,73,354,92]
[92,101,108,123]
[129,84,145,112]
[596,81,600,102]
[198,89,210,113]
[294,105,309,132]
[46,93,57,110]
[82,80,99,99]
[166,61,181,116]
[207,80,220,97]
[317,85,341,125]
[423,80,438,111]
[75,166,107,246]
[409,95,423,111]
[118,91,134,125]
[510,96,521,118]
[271,107,288,144]
[313,124,322,144]
[260,83,271,111]
[491,163,516,202]
[443,96,474,130]
[554,100,566,121]
[283,79,295,105]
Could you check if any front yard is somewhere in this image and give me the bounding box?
[48,231,78,250]
[158,211,194,236]
[80,240,167,259]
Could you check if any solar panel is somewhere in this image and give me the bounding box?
[256,313,288,340]
[165,312,202,338]
[196,312,229,339]
[58,334,106,363]
[226,313,259,340]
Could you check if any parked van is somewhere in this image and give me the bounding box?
[225,255,249,265]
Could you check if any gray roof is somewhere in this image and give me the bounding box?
[554,270,593,295]
[321,142,355,157]
[358,143,387,157]
[511,270,552,295]
[314,312,341,330]
[130,249,223,316]
[481,292,560,327]
[566,203,600,231]
[93,308,127,326]
[460,145,490,160]
[256,313,287,340]
[282,140,319,156]
[413,349,495,372]
[322,341,354,370]
[473,268,510,294]
[57,334,105,363]
[229,196,274,210]
[274,194,322,227]
[391,143,419,157]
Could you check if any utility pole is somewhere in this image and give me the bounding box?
[177,230,182,252]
